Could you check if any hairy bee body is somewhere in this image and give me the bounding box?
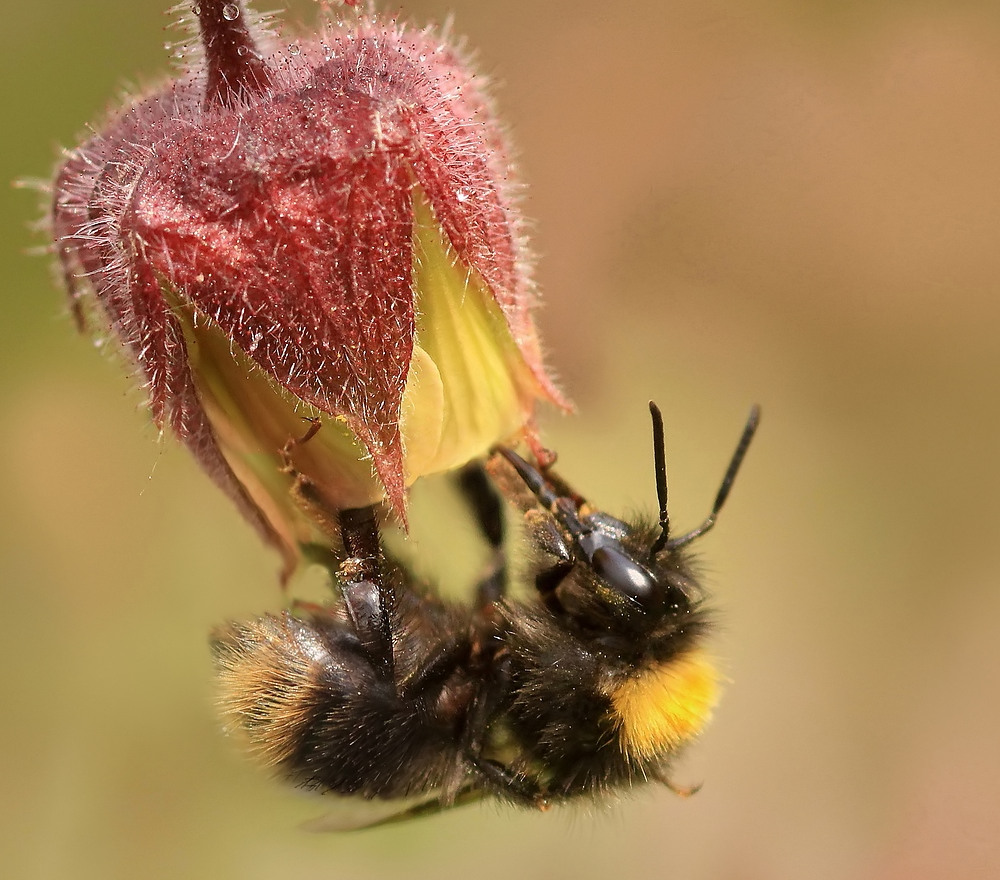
[214,405,759,823]
[214,582,479,800]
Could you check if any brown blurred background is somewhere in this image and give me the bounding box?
[3,1,999,877]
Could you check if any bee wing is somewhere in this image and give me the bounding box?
[301,787,487,832]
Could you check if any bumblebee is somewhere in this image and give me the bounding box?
[213,403,760,824]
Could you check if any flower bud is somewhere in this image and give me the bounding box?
[53,1,565,573]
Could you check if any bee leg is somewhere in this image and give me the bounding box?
[456,462,507,607]
[277,421,344,545]
[467,757,547,808]
[442,650,544,806]
[458,649,509,749]
[448,654,545,808]
[649,769,703,798]
[336,505,396,682]
[664,779,703,798]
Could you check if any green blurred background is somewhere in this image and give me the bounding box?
[4,1,999,877]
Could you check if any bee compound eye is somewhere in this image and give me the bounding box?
[589,545,662,607]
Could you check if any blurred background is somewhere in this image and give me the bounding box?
[3,0,999,877]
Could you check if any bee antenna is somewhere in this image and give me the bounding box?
[649,401,671,557]
[667,404,761,551]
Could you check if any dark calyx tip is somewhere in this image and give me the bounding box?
[197,1,272,110]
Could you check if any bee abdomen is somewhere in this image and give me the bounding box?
[212,612,463,798]
[212,613,338,770]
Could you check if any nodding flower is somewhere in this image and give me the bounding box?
[52,1,566,577]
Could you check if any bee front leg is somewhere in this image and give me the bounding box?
[336,505,396,682]
[456,462,508,608]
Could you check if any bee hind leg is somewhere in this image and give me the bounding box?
[335,505,396,682]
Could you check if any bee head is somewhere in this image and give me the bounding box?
[495,402,759,646]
